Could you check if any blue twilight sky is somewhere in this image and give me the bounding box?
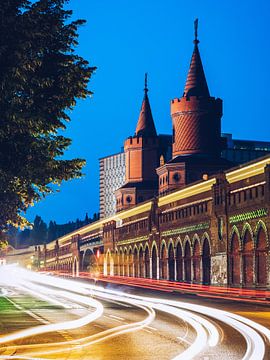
[26,0,270,224]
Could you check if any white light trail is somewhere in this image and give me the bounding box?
[0,265,269,360]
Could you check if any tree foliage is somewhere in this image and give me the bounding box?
[10,212,99,247]
[0,0,96,233]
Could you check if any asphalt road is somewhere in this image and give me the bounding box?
[0,266,270,360]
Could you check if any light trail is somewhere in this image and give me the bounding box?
[0,265,269,360]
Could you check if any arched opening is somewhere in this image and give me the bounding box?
[123,250,128,276]
[119,249,123,276]
[139,248,144,277]
[160,244,167,280]
[168,243,175,281]
[184,242,191,282]
[145,246,150,278]
[82,249,95,272]
[134,248,138,277]
[193,239,201,283]
[106,252,110,276]
[230,232,240,286]
[114,252,119,276]
[128,250,133,277]
[202,238,211,285]
[152,246,158,279]
[256,227,268,286]
[73,257,78,277]
[176,243,183,281]
[242,229,254,286]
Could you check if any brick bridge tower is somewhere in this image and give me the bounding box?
[157,19,232,196]
[171,19,222,157]
[115,75,159,211]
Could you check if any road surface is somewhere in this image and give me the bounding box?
[0,265,270,360]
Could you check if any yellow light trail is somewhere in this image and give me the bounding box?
[0,265,269,360]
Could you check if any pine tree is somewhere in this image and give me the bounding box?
[30,215,47,245]
[0,0,96,234]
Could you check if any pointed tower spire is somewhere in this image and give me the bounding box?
[135,73,157,137]
[183,19,210,98]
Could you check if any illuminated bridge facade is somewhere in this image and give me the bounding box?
[41,156,270,288]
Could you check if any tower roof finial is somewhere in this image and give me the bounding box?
[135,73,157,137]
[194,18,199,44]
[183,19,210,97]
[144,72,148,94]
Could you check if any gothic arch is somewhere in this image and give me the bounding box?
[151,241,158,257]
[202,236,211,284]
[192,238,201,283]
[242,225,254,286]
[144,244,150,278]
[151,243,158,279]
[123,248,128,276]
[229,230,241,286]
[168,242,175,281]
[201,232,211,255]
[167,238,175,255]
[241,223,254,248]
[255,221,268,286]
[119,248,123,276]
[175,236,183,254]
[133,246,139,277]
[114,249,119,276]
[183,235,191,250]
[255,220,269,248]
[160,239,168,257]
[73,256,79,277]
[192,234,201,251]
[128,247,133,277]
[160,242,167,280]
[139,246,144,277]
[184,240,192,283]
[175,240,183,281]
[229,226,241,250]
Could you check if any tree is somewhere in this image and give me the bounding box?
[0,0,96,235]
[30,215,47,245]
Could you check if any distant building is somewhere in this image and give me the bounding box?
[99,151,126,219]
[221,133,270,164]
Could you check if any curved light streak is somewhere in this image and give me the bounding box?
[0,266,268,360]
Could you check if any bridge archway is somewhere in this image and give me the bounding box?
[176,242,183,281]
[193,238,201,283]
[151,244,158,279]
[184,241,191,282]
[202,237,211,284]
[168,243,175,281]
[73,257,79,277]
[160,243,167,280]
[256,226,268,286]
[114,251,119,276]
[128,248,133,277]
[139,247,144,277]
[230,231,240,286]
[145,245,150,278]
[134,247,139,277]
[242,228,254,286]
[123,249,128,276]
[119,249,123,276]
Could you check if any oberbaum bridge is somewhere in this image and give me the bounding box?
[36,22,270,289]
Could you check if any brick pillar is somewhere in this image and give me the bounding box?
[103,259,107,276]
[157,257,160,280]
[150,257,152,278]
[240,253,244,286]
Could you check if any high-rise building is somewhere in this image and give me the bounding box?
[99,151,125,219]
